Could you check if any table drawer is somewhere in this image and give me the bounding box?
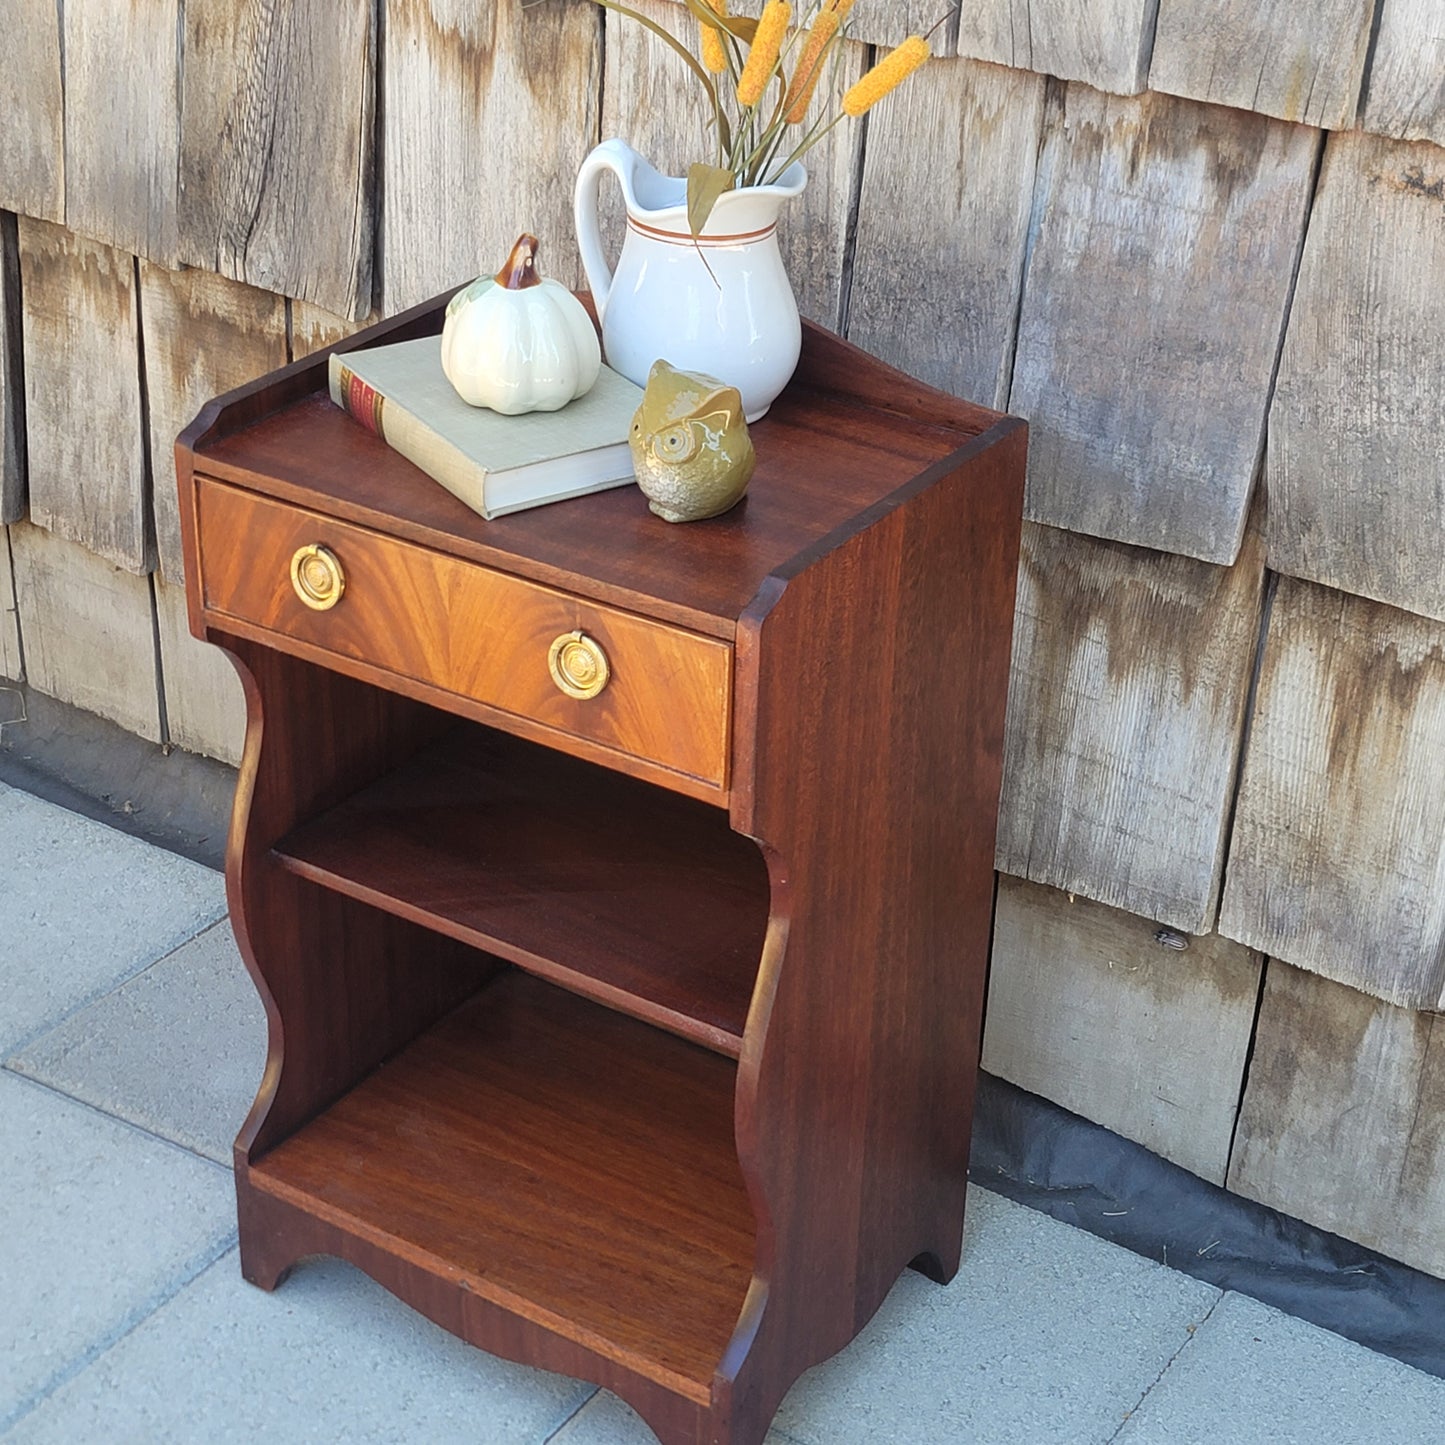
[195,480,731,790]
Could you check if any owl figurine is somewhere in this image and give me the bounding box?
[629,360,755,523]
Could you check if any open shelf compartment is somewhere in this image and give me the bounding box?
[248,969,756,1398]
[272,722,771,1057]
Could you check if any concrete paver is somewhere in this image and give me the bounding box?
[1116,1289,1445,1443]
[0,1073,234,1433]
[0,788,225,1056]
[771,1186,1220,1445]
[6,781,1444,1445]
[5,1253,593,1445]
[9,921,267,1165]
[547,1391,797,1444]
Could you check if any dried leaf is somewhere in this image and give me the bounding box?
[687,163,735,237]
[677,0,758,44]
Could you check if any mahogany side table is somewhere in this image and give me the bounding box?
[176,298,1025,1445]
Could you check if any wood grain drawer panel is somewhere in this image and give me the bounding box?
[195,480,731,788]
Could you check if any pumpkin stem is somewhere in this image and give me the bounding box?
[496,234,543,289]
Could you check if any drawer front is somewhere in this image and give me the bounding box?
[195,480,731,788]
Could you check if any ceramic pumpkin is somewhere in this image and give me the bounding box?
[441,234,601,415]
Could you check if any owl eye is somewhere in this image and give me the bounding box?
[654,425,699,462]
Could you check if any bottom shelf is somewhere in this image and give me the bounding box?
[246,969,755,1399]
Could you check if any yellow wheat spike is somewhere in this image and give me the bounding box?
[825,0,856,16]
[736,1,791,107]
[701,0,728,74]
[841,34,929,117]
[782,10,840,123]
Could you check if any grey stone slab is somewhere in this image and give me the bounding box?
[8,921,265,1165]
[0,1072,234,1432]
[1116,1290,1445,1444]
[7,1251,594,1444]
[0,788,225,1055]
[773,1186,1220,1445]
[547,1391,797,1444]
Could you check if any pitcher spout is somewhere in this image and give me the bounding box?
[698,161,807,235]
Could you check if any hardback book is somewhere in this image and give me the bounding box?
[328,336,643,520]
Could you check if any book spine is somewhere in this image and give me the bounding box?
[327,353,492,517]
[329,358,388,439]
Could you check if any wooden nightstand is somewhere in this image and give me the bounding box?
[176,296,1026,1445]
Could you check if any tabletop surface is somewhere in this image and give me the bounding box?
[190,315,1010,637]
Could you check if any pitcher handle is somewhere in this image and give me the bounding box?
[573,139,637,325]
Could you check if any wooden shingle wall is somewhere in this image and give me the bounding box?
[1363,0,1445,146]
[1149,0,1375,129]
[1,0,64,222]
[956,0,1157,94]
[2,0,1443,1279]
[177,0,377,319]
[1265,131,1445,621]
[1010,89,1318,564]
[0,528,20,681]
[0,215,24,524]
[64,0,182,264]
[382,0,602,312]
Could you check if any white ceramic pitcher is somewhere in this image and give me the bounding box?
[574,139,807,421]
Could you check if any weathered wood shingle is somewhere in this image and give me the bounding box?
[1149,0,1375,129]
[0,0,64,222]
[1220,578,1445,1011]
[1362,0,1445,146]
[382,0,602,313]
[1,216,25,525]
[154,578,246,765]
[847,58,1045,410]
[63,0,180,264]
[984,878,1263,1185]
[996,517,1266,934]
[955,0,1157,94]
[1,527,20,681]
[18,220,151,574]
[8,521,161,740]
[1229,961,1445,1281]
[1266,130,1445,621]
[291,301,379,361]
[830,0,960,55]
[1010,86,1318,564]
[178,0,377,320]
[139,263,288,583]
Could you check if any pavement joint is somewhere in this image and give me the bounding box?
[540,1389,602,1443]
[1,944,191,1063]
[0,1055,236,1176]
[1,923,225,1063]
[8,784,1445,1444]
[4,1235,241,1437]
[1105,1289,1224,1444]
[1,1073,238,1434]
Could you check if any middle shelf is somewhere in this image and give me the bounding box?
[272,722,772,1056]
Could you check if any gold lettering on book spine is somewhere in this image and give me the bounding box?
[337,362,387,442]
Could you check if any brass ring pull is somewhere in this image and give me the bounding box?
[548,630,610,700]
[290,543,345,611]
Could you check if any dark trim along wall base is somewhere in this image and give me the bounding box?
[0,682,232,871]
[972,1073,1445,1380]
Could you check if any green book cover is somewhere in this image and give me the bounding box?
[329,335,642,520]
